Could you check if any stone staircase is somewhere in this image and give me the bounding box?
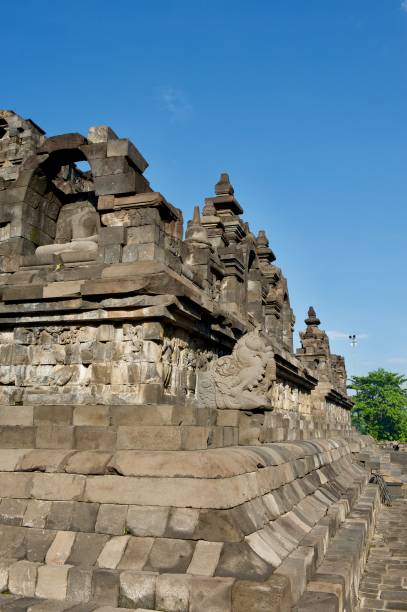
[0,404,379,611]
[358,498,407,611]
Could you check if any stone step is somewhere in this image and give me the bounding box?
[0,480,371,612]
[0,441,354,477]
[0,404,208,428]
[0,424,237,451]
[294,484,381,611]
[0,456,366,509]
[0,595,147,612]
[0,558,238,610]
[0,404,240,451]
[0,443,368,542]
[356,497,407,612]
[0,405,354,449]
[0,435,372,612]
[0,477,353,536]
[0,468,368,577]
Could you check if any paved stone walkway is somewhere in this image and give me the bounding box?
[358,498,407,611]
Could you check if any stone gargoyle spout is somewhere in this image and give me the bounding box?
[196,329,276,410]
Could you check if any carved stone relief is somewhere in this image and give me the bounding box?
[196,329,276,410]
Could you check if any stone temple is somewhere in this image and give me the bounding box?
[0,109,397,611]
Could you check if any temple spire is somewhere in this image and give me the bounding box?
[185,205,209,244]
[256,230,269,247]
[255,229,276,264]
[305,306,321,327]
[215,172,234,196]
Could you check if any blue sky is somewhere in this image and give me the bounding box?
[2,0,407,379]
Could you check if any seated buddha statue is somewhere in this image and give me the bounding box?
[35,200,100,263]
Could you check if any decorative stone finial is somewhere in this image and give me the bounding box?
[256,230,269,247]
[215,173,234,196]
[244,222,255,241]
[185,205,210,244]
[305,306,321,327]
[202,199,216,216]
[255,229,276,263]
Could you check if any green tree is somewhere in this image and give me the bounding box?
[349,369,407,441]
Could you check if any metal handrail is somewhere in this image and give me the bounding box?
[369,470,392,506]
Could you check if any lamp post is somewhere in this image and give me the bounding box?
[349,334,358,348]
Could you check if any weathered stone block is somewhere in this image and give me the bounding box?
[23,500,52,529]
[25,528,56,563]
[95,504,128,536]
[92,568,120,605]
[102,244,122,264]
[119,570,157,608]
[31,473,85,501]
[36,564,71,600]
[0,448,27,471]
[93,171,148,196]
[145,538,194,574]
[91,364,112,385]
[43,281,83,299]
[294,591,339,611]
[74,426,116,451]
[70,502,99,532]
[19,449,72,473]
[193,508,241,542]
[0,558,13,592]
[0,472,32,498]
[155,573,191,612]
[73,405,110,427]
[121,243,139,263]
[35,424,74,449]
[46,501,74,531]
[216,542,271,581]
[0,498,28,526]
[45,530,76,565]
[8,560,39,597]
[67,532,109,567]
[106,138,148,173]
[97,535,130,569]
[127,225,160,245]
[33,405,73,424]
[87,125,117,143]
[91,156,132,178]
[0,405,33,426]
[167,508,200,539]
[190,576,235,612]
[0,426,35,448]
[126,505,170,537]
[65,451,111,475]
[96,324,115,342]
[117,537,154,570]
[117,426,181,451]
[99,226,126,247]
[0,525,26,559]
[232,575,292,612]
[187,540,223,577]
[66,566,93,603]
[141,322,164,340]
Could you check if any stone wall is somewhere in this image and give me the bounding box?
[0,109,353,433]
[0,322,222,407]
[0,110,381,612]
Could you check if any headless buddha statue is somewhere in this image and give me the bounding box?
[35,201,100,263]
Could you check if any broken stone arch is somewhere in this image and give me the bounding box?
[7,129,149,256]
[13,141,99,252]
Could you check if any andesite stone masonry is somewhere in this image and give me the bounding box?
[0,109,402,612]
